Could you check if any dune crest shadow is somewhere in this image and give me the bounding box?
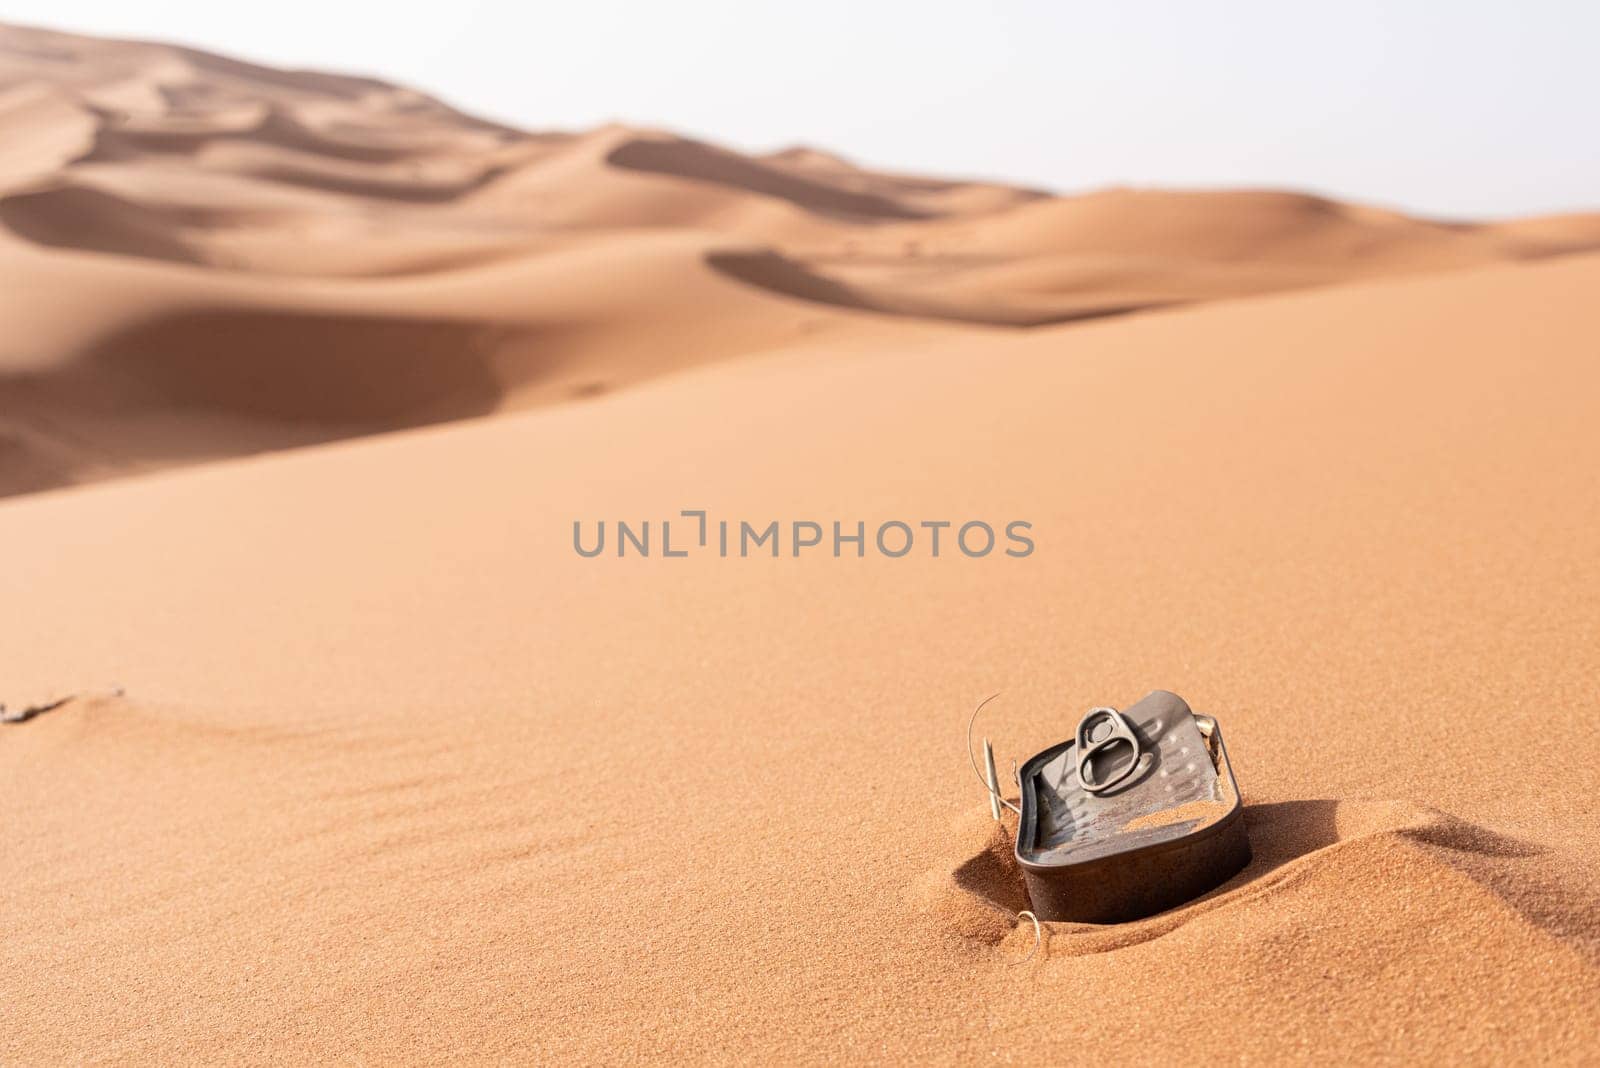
[704,249,1158,327]
[606,136,929,221]
[78,309,512,426]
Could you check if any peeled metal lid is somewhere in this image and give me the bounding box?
[1019,690,1234,867]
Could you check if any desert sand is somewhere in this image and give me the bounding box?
[6,21,1600,499]
[2,20,1599,1065]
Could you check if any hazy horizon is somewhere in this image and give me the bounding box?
[5,1,1597,219]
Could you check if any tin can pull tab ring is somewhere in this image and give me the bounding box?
[1075,706,1142,795]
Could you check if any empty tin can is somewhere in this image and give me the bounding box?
[1014,690,1250,923]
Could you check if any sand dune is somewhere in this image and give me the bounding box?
[0,182,210,260]
[0,82,97,186]
[3,253,1598,1061]
[3,19,1599,1064]
[0,232,964,493]
[4,21,1600,498]
[607,134,939,220]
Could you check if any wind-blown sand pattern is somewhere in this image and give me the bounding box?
[2,21,1599,1065]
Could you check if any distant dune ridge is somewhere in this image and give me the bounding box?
[3,20,1600,497]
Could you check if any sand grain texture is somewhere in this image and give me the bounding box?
[4,254,1600,1062]
[1,20,1599,1066]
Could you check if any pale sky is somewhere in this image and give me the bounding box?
[5,0,1596,218]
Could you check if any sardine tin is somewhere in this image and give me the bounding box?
[1014,690,1250,923]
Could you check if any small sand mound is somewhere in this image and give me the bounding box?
[922,798,1575,962]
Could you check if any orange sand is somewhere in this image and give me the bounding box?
[6,22,1600,498]
[2,20,1599,1065]
[1121,797,1228,834]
